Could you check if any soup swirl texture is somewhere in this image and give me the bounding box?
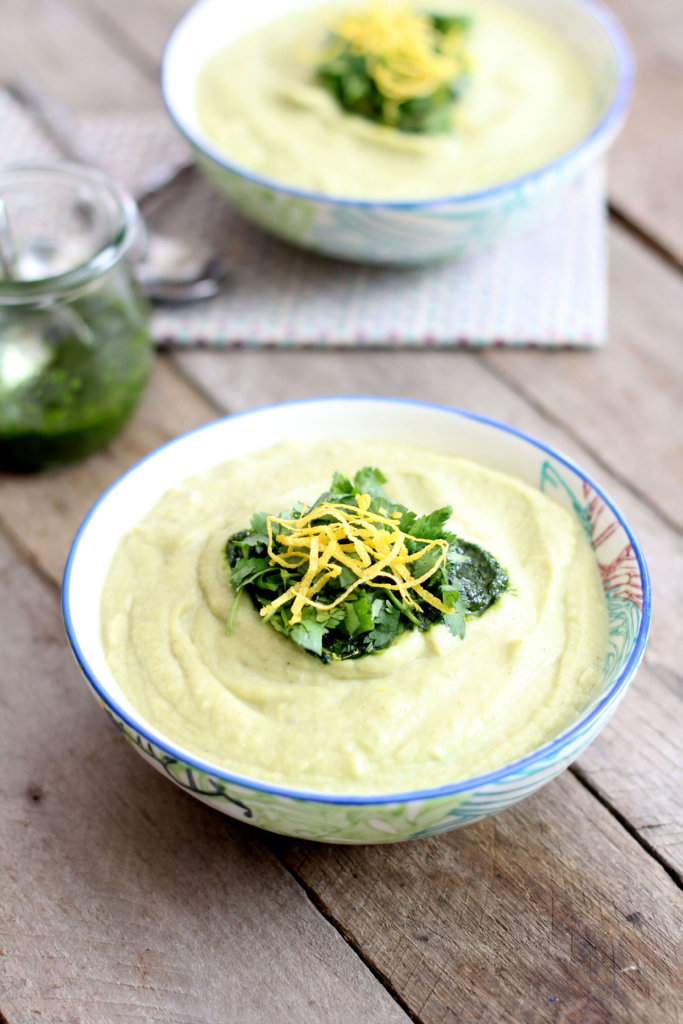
[101,441,608,794]
[196,0,598,200]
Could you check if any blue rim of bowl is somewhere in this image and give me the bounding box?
[62,397,652,807]
[161,0,634,210]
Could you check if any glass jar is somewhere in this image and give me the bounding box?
[0,164,154,471]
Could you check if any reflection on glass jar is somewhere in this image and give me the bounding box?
[0,164,154,472]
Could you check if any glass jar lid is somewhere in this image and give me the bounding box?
[0,163,140,306]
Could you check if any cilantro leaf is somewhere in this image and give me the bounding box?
[352,466,387,498]
[225,467,509,662]
[410,506,454,541]
[316,12,471,135]
[344,593,375,636]
[228,557,272,590]
[290,612,327,656]
[330,471,354,495]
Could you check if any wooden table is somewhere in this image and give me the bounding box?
[1,0,681,1020]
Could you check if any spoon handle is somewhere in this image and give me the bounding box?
[7,77,194,207]
[6,78,227,306]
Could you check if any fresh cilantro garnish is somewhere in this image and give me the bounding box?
[225,468,509,663]
[315,8,471,134]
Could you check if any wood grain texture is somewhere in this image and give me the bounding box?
[69,0,189,71]
[170,229,683,879]
[486,223,683,534]
[573,659,683,875]
[0,531,410,1024]
[608,0,683,265]
[280,774,683,1024]
[0,0,157,112]
[1,1,681,1022]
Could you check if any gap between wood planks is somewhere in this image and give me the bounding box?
[68,0,159,84]
[478,352,683,540]
[571,765,682,889]
[269,849,425,1024]
[0,516,65,602]
[3,345,678,892]
[609,205,683,275]
[263,812,681,1024]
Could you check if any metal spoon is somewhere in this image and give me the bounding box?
[7,77,228,304]
[2,192,227,302]
[135,229,228,304]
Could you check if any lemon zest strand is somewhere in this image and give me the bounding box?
[259,494,449,625]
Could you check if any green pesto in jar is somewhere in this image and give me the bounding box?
[0,289,153,472]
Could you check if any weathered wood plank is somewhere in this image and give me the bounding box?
[486,223,683,535]
[280,774,683,1024]
[607,0,683,264]
[0,0,157,112]
[69,0,189,71]
[0,531,410,1024]
[573,658,683,872]
[169,232,683,879]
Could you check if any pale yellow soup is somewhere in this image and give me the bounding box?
[101,441,608,794]
[196,0,598,200]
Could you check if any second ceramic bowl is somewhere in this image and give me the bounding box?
[162,0,632,263]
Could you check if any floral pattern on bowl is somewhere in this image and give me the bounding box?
[63,399,651,844]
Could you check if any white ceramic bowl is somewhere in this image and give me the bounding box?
[63,398,650,843]
[162,0,633,264]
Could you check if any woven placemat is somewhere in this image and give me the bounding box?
[1,85,607,347]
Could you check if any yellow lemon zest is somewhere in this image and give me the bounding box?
[328,1,468,102]
[259,494,450,625]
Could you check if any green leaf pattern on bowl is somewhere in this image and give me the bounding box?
[195,153,315,242]
[91,457,643,843]
[191,142,591,263]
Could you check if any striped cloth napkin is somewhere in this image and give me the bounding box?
[1,85,607,347]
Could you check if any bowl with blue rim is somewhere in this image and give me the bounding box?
[63,397,650,843]
[161,0,633,264]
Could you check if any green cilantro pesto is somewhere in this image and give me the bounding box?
[0,290,153,472]
[225,467,509,662]
[316,9,471,134]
